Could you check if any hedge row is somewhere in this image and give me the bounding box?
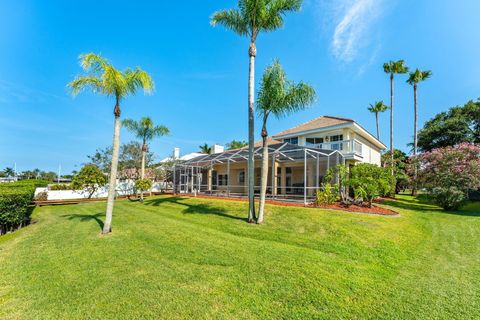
[0,180,49,235]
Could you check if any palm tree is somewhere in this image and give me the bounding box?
[383,60,409,176]
[256,61,315,223]
[211,0,303,223]
[3,167,14,177]
[367,101,388,140]
[199,143,212,154]
[122,117,169,201]
[226,140,248,150]
[68,53,154,234]
[407,68,432,196]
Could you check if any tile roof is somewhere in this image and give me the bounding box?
[272,115,354,137]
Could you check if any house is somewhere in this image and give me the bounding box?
[172,116,386,203]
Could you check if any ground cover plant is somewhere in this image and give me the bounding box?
[0,195,479,319]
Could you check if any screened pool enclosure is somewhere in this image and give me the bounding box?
[171,143,345,205]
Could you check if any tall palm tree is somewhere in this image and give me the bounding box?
[256,61,315,223]
[199,143,212,154]
[68,53,154,234]
[407,68,432,196]
[122,117,169,201]
[383,60,409,176]
[211,0,303,223]
[367,101,388,140]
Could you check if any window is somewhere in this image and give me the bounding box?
[238,171,245,184]
[306,137,324,145]
[330,134,343,142]
[218,174,228,186]
[284,137,298,145]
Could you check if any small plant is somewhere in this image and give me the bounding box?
[135,179,152,194]
[350,163,393,207]
[34,191,48,201]
[430,187,466,210]
[315,183,338,206]
[71,164,107,199]
[49,184,73,190]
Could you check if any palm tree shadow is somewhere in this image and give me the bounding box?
[61,212,105,230]
[144,196,247,222]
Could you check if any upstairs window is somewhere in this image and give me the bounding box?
[306,137,324,145]
[284,137,298,145]
[330,134,343,142]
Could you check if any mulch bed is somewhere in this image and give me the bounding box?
[192,194,399,216]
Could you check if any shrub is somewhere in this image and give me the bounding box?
[429,187,466,210]
[71,165,107,198]
[315,183,338,206]
[417,143,480,209]
[0,180,48,235]
[135,179,152,192]
[349,163,393,207]
[49,184,73,190]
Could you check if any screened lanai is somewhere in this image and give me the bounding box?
[171,143,345,204]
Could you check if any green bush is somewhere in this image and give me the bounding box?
[429,187,466,210]
[0,180,48,235]
[349,163,394,207]
[49,184,73,190]
[71,165,107,198]
[315,183,338,206]
[135,179,152,192]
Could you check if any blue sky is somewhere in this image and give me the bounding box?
[1,0,479,173]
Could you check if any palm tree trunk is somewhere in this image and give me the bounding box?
[103,101,121,234]
[247,41,256,223]
[375,112,380,140]
[140,143,146,202]
[257,118,269,224]
[412,83,418,196]
[390,73,394,177]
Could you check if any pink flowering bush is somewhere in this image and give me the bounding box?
[416,143,480,209]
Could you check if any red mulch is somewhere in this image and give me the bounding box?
[189,194,399,216]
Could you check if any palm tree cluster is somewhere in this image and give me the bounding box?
[368,59,431,196]
[69,53,168,234]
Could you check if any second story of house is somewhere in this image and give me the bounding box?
[272,115,387,165]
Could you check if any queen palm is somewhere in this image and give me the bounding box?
[122,117,169,201]
[199,143,212,154]
[68,53,154,234]
[407,68,432,196]
[367,101,388,140]
[383,60,409,176]
[256,61,315,224]
[211,0,303,223]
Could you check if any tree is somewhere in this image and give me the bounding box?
[199,143,211,154]
[211,0,303,223]
[3,167,15,177]
[71,164,107,199]
[256,61,315,223]
[122,117,169,201]
[417,99,480,152]
[68,53,154,234]
[407,68,432,196]
[416,143,480,210]
[225,140,248,150]
[381,149,408,194]
[383,60,409,176]
[367,101,388,140]
[349,163,393,207]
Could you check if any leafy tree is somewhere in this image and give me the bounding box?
[417,99,480,152]
[407,68,432,195]
[69,53,154,234]
[367,101,388,140]
[211,0,303,223]
[225,140,248,150]
[256,60,315,223]
[3,167,15,177]
[71,164,107,199]
[381,149,409,194]
[122,117,169,201]
[416,143,480,210]
[134,179,152,195]
[383,60,409,176]
[199,143,211,154]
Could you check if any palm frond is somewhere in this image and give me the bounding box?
[67,76,103,96]
[125,68,155,96]
[368,101,388,113]
[407,68,432,85]
[79,53,108,74]
[210,9,249,36]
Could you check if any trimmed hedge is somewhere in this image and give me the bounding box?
[0,180,48,235]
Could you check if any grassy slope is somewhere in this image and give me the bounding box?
[0,195,479,319]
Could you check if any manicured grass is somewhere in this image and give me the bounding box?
[0,195,479,319]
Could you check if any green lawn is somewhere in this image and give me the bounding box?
[0,195,479,319]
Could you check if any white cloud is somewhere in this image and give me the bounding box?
[317,0,384,63]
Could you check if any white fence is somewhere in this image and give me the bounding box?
[34,181,171,201]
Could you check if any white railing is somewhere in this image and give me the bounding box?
[307,139,363,156]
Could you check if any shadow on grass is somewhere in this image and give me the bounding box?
[61,212,105,230]
[144,196,247,222]
[382,195,480,217]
